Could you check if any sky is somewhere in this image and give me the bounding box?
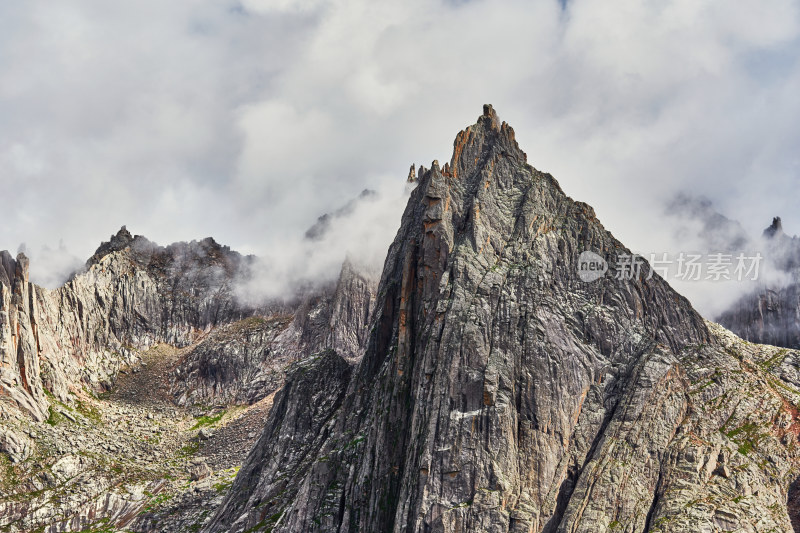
[1,0,799,316]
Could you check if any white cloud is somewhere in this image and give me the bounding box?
[0,0,798,318]
[239,0,329,14]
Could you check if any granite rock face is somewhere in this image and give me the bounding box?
[169,259,376,406]
[719,285,800,349]
[5,105,800,532]
[0,231,254,422]
[662,198,800,351]
[207,106,800,533]
[209,350,353,532]
[0,230,376,531]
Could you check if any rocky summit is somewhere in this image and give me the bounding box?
[3,106,800,532]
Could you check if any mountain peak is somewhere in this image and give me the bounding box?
[445,105,527,180]
[87,225,136,266]
[764,216,784,239]
[407,164,417,183]
[209,106,730,533]
[0,250,28,287]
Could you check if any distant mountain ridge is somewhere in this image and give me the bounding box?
[718,216,800,349]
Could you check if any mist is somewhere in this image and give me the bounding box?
[1,0,799,319]
[233,179,412,304]
[635,194,800,318]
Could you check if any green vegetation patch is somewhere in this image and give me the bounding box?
[191,410,226,430]
[76,517,116,532]
[760,349,790,371]
[180,440,200,456]
[142,491,173,512]
[46,406,67,426]
[725,421,767,456]
[76,400,103,425]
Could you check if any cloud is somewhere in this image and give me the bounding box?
[645,194,799,318]
[234,181,410,303]
[0,0,799,318]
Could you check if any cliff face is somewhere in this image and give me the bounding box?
[169,260,376,406]
[208,106,800,533]
[5,106,800,532]
[0,227,376,417]
[0,229,251,422]
[0,229,377,532]
[718,286,800,349]
[0,251,48,421]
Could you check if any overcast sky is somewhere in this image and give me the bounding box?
[1,0,799,315]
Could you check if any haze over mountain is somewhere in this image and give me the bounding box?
[718,217,800,350]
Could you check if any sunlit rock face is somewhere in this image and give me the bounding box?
[208,106,800,533]
[4,106,800,533]
[0,229,249,421]
[0,227,376,420]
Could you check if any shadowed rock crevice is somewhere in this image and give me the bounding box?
[789,476,800,533]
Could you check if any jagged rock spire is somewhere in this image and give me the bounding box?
[407,163,417,183]
[87,225,135,266]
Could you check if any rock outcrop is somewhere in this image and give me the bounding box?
[305,189,379,241]
[169,258,376,406]
[0,227,376,531]
[5,105,800,532]
[719,285,800,349]
[209,350,353,532]
[207,106,800,533]
[1,226,377,420]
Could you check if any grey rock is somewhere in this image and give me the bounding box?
[718,217,800,349]
[189,461,212,482]
[0,427,32,463]
[0,232,254,421]
[304,189,378,242]
[170,259,376,406]
[208,349,352,532]
[205,106,800,533]
[719,283,800,349]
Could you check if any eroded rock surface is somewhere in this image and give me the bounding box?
[0,231,253,421]
[4,105,800,533]
[169,258,376,406]
[207,106,800,533]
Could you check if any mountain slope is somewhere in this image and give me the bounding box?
[207,106,800,533]
[169,259,375,406]
[0,229,376,532]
